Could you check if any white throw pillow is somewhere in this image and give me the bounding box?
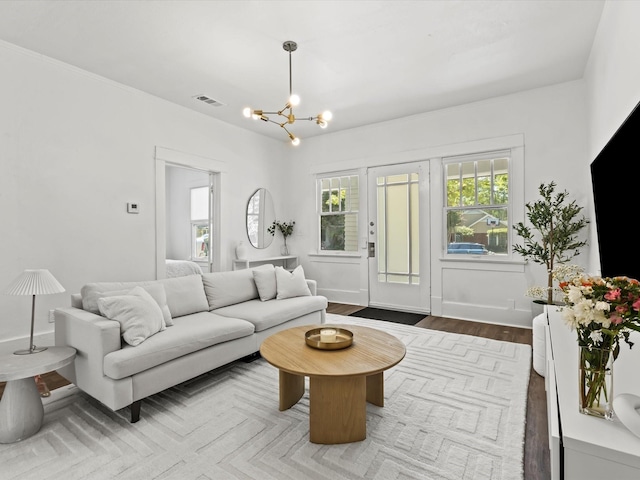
[275,265,312,300]
[202,269,259,310]
[82,282,173,327]
[97,286,166,346]
[252,264,277,301]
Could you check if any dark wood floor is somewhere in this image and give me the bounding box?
[0,303,549,480]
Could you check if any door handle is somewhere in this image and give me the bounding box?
[368,242,375,258]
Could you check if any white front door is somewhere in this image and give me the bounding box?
[367,162,430,313]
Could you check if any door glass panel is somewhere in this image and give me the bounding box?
[376,173,419,284]
[376,184,386,272]
[387,184,409,274]
[387,274,409,284]
[411,182,420,275]
[387,174,408,184]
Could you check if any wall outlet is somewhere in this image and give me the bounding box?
[48,309,55,323]
[127,202,140,214]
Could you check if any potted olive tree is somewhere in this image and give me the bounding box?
[513,182,589,305]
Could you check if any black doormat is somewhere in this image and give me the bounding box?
[348,307,427,326]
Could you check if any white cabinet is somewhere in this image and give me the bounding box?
[232,255,298,272]
[546,307,640,479]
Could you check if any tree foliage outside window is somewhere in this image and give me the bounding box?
[444,153,510,255]
[318,175,359,252]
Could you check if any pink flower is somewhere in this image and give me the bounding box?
[616,305,629,314]
[605,288,621,301]
[610,314,624,325]
[633,298,640,311]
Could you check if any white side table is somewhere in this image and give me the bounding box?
[0,346,76,443]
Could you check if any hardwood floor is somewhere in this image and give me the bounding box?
[0,303,549,480]
[327,302,550,480]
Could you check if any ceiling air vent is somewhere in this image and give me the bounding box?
[193,94,224,107]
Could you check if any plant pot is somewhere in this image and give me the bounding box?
[579,345,614,419]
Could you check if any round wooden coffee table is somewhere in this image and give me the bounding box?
[260,324,406,444]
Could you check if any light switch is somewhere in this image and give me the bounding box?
[127,202,140,214]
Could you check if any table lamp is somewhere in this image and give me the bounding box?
[4,269,65,355]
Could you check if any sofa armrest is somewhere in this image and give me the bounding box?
[305,279,317,296]
[54,307,122,386]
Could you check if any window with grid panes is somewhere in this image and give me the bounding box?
[444,151,510,256]
[318,175,359,252]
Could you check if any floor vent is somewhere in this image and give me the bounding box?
[193,94,224,107]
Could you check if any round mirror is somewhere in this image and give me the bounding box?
[246,188,275,249]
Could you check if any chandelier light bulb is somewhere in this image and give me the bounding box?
[288,132,300,146]
[289,94,300,106]
[318,119,328,129]
[322,110,333,121]
[243,107,252,118]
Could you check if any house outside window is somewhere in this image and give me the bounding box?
[444,151,510,256]
[318,175,359,252]
[191,186,209,259]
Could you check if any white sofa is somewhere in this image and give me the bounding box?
[54,265,327,422]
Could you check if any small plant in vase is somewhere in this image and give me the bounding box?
[268,220,295,255]
[513,182,589,306]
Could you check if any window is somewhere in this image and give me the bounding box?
[318,175,359,252]
[191,186,209,259]
[444,151,510,256]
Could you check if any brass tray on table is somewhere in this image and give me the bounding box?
[305,327,353,350]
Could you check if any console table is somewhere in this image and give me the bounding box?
[232,255,298,271]
[545,307,640,479]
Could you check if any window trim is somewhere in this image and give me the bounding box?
[316,171,360,254]
[442,149,512,260]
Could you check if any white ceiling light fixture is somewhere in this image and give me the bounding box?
[243,41,332,146]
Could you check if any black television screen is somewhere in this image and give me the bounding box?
[590,100,640,280]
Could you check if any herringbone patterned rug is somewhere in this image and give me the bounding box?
[2,315,531,480]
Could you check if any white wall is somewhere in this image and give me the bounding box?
[292,82,590,328]
[584,0,640,274]
[0,41,289,353]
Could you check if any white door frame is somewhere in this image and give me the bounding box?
[154,146,224,278]
[367,161,430,313]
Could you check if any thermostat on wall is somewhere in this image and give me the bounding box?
[127,202,140,214]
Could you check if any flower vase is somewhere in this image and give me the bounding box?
[578,345,614,419]
[280,244,289,256]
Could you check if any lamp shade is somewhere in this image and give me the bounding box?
[4,269,65,296]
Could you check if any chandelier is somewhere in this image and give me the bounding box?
[243,40,332,146]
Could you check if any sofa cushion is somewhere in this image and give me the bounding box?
[81,282,173,326]
[275,265,312,299]
[158,275,209,318]
[202,269,259,310]
[97,287,166,346]
[252,264,277,301]
[213,295,328,332]
[103,312,255,379]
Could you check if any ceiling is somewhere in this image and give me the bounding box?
[0,0,605,143]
